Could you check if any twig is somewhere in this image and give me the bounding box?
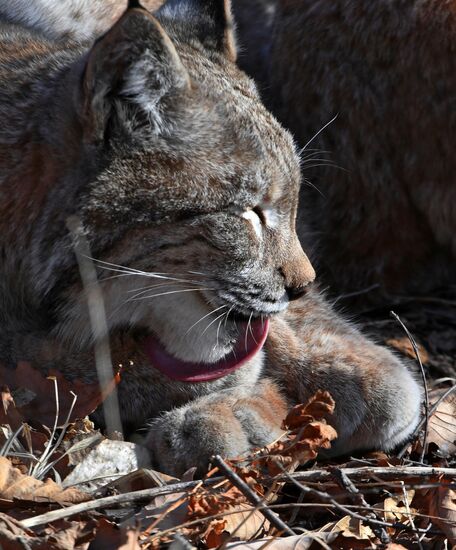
[401,481,423,550]
[330,467,390,544]
[275,461,437,536]
[66,216,123,438]
[212,455,295,536]
[390,311,429,462]
[20,465,456,529]
[288,466,456,484]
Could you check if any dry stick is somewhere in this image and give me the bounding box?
[390,311,429,463]
[398,383,456,459]
[66,216,123,439]
[212,455,296,537]
[330,467,390,545]
[146,503,443,546]
[19,466,456,529]
[289,466,456,484]
[276,462,435,537]
[401,481,423,550]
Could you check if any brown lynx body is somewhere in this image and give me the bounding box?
[234,0,456,302]
[0,0,421,475]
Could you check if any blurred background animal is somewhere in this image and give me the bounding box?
[233,0,456,306]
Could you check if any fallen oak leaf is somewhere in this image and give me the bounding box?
[0,456,90,504]
[383,490,416,524]
[266,421,337,475]
[417,388,456,457]
[1,361,120,428]
[282,390,335,430]
[204,519,228,549]
[428,485,456,544]
[319,515,376,541]
[203,503,269,548]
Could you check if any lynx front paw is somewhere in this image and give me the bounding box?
[145,384,287,477]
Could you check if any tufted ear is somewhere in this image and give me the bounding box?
[81,6,189,143]
[158,0,236,62]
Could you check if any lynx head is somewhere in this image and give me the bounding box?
[42,0,314,382]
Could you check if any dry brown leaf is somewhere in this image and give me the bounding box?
[225,532,339,549]
[127,491,189,536]
[204,519,228,549]
[319,515,376,541]
[427,389,456,457]
[282,390,335,430]
[88,518,141,550]
[259,391,337,475]
[386,336,429,364]
[383,490,415,524]
[0,512,96,550]
[104,468,179,495]
[0,456,89,504]
[188,485,245,519]
[1,361,120,428]
[429,486,456,543]
[209,502,269,545]
[266,421,337,475]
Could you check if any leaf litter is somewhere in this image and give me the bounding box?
[0,381,455,548]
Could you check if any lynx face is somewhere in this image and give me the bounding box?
[43,0,314,382]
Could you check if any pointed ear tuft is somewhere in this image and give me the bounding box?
[158,0,236,62]
[81,9,189,143]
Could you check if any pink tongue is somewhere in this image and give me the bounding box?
[143,319,269,383]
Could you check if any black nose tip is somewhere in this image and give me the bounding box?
[285,285,309,302]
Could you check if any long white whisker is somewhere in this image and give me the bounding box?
[248,315,258,345]
[224,305,234,329]
[216,315,225,350]
[302,178,325,198]
[185,305,228,336]
[126,283,185,302]
[128,288,211,302]
[245,312,253,353]
[300,114,338,152]
[200,309,229,338]
[88,257,212,284]
[302,163,347,172]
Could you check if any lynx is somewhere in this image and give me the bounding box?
[233,0,456,304]
[0,0,421,475]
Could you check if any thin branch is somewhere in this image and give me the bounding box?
[390,311,429,462]
[19,465,456,529]
[330,467,390,544]
[277,462,434,536]
[212,455,295,536]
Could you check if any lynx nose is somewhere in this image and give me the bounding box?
[280,241,316,301]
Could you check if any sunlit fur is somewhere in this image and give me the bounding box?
[0,0,421,475]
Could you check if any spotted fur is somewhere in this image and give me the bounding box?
[0,0,421,475]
